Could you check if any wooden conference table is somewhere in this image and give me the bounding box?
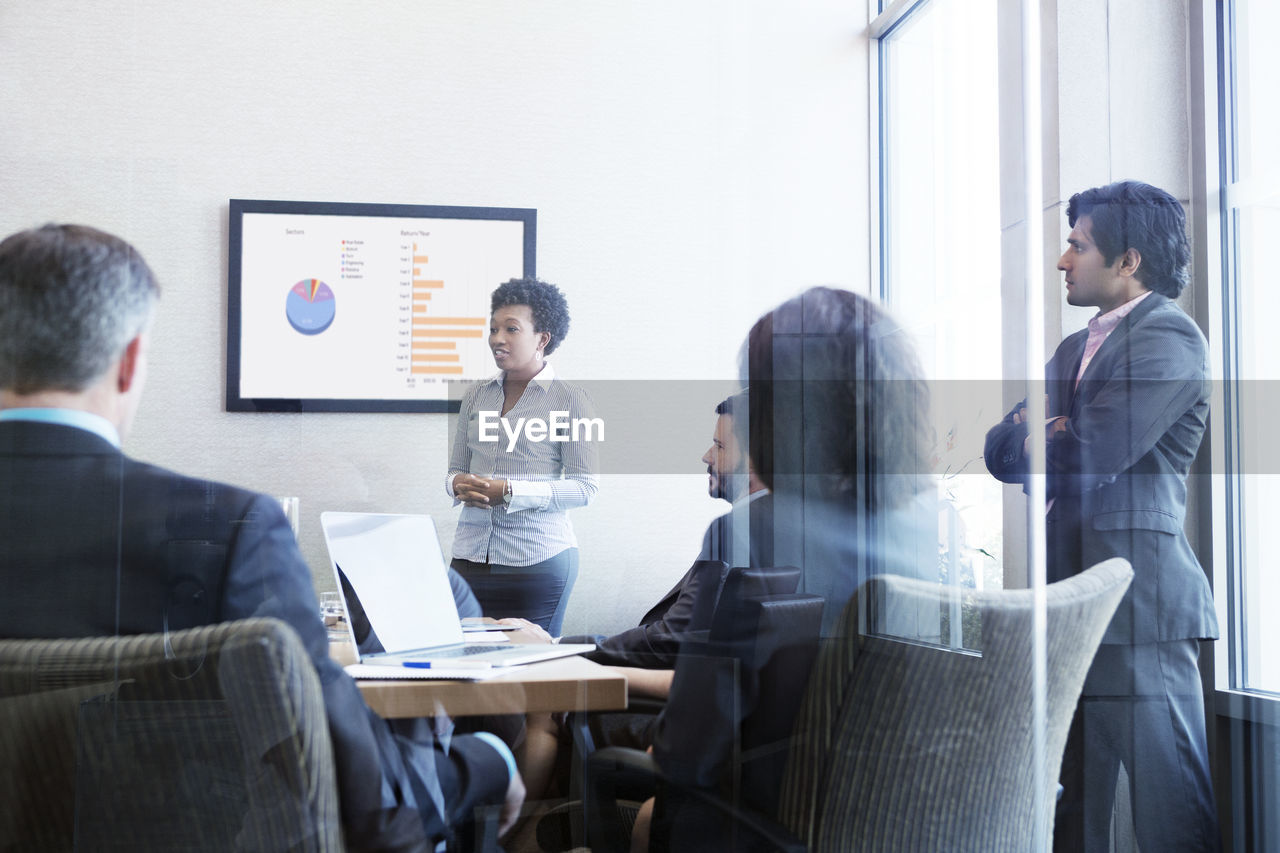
[329,637,629,720]
[332,631,631,848]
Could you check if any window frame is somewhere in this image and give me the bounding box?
[868,0,932,303]
[1208,0,1280,717]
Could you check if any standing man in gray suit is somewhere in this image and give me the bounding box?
[985,181,1219,851]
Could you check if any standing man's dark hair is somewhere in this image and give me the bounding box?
[1065,180,1190,298]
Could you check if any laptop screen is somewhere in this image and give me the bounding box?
[320,512,466,657]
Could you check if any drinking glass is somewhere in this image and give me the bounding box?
[278,496,300,541]
[319,590,345,638]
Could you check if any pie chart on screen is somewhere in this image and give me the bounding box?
[286,278,335,335]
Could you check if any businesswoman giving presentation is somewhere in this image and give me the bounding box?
[445,278,600,636]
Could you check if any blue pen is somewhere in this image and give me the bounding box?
[402,659,492,669]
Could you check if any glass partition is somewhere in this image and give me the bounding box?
[875,0,1006,643]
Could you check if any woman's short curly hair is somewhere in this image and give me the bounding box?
[490,277,571,355]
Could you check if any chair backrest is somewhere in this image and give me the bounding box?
[687,564,802,634]
[776,558,1133,853]
[709,565,801,628]
[732,593,824,813]
[652,567,824,848]
[0,618,344,852]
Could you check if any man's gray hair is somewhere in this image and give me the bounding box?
[0,224,159,394]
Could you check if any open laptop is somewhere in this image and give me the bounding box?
[320,511,594,668]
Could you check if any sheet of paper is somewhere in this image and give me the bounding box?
[463,630,512,642]
[461,618,524,635]
[345,663,514,681]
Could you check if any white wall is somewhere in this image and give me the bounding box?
[0,0,873,635]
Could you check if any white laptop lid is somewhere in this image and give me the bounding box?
[320,511,467,658]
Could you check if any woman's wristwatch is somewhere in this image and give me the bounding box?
[502,480,513,505]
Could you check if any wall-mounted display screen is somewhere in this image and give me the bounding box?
[227,199,535,412]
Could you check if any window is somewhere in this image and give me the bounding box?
[872,0,1004,603]
[1219,0,1280,695]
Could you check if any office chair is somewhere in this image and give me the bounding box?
[0,617,344,852]
[535,566,819,852]
[560,564,809,765]
[581,567,825,853]
[589,557,1133,852]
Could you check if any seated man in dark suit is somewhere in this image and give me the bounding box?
[0,224,524,850]
[559,394,771,748]
[528,395,775,849]
[574,393,770,672]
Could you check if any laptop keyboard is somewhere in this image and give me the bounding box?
[435,644,517,658]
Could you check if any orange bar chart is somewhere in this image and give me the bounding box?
[411,364,464,375]
[412,328,484,338]
[408,252,487,376]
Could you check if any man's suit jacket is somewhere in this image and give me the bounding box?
[0,421,508,850]
[582,493,774,668]
[985,293,1218,644]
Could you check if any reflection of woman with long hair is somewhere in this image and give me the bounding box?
[640,287,940,852]
[743,286,937,637]
[446,278,598,635]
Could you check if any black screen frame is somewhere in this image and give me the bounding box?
[226,198,536,413]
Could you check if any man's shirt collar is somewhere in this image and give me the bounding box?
[0,407,121,448]
[1089,289,1153,336]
